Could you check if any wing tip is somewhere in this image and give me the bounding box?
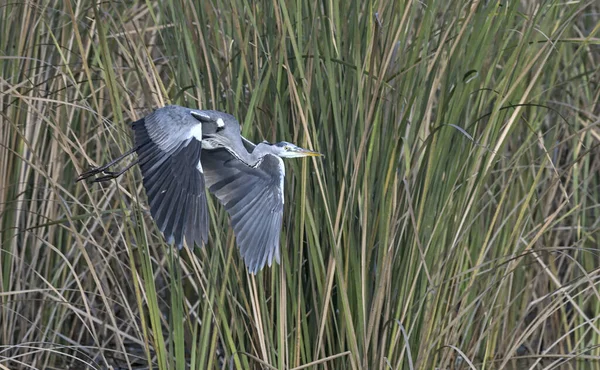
[244,250,280,274]
[165,232,203,250]
[187,236,208,249]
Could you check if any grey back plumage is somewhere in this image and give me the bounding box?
[144,105,208,151]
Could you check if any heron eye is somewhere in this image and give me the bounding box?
[284,146,291,151]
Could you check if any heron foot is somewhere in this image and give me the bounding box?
[76,148,139,183]
[76,161,138,183]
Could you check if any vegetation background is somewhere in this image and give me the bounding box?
[1,0,599,369]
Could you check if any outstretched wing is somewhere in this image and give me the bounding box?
[132,108,209,248]
[202,148,284,273]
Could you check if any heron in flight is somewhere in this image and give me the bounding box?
[77,105,321,273]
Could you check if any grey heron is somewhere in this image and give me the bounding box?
[77,105,321,273]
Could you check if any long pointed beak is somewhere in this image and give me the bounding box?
[295,147,323,157]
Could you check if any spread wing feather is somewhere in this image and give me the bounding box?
[132,117,208,248]
[202,148,284,273]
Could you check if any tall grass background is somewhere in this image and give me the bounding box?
[1,0,599,369]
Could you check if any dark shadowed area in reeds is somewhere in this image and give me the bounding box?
[1,1,599,369]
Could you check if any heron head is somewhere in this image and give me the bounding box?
[271,141,322,158]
